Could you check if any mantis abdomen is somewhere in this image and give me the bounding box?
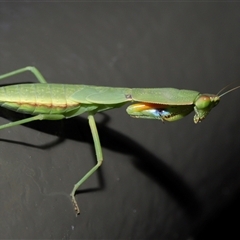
[0,84,82,115]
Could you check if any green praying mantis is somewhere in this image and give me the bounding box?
[0,66,239,215]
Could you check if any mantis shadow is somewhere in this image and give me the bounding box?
[0,108,201,218]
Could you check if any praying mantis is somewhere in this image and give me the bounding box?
[0,66,238,215]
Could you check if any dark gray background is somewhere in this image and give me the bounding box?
[0,2,240,239]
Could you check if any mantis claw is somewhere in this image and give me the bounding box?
[71,195,80,215]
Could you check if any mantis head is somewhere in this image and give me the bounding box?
[193,84,240,123]
[193,94,220,123]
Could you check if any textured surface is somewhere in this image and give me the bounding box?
[0,2,240,239]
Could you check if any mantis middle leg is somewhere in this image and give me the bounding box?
[70,113,103,215]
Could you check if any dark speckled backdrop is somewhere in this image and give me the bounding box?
[0,2,240,239]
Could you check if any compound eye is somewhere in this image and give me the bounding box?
[195,95,211,109]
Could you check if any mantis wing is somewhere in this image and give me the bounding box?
[70,86,132,104]
[132,88,200,105]
[70,86,200,106]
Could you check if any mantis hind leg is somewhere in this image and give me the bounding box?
[0,66,48,83]
[0,114,65,130]
[70,113,103,215]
